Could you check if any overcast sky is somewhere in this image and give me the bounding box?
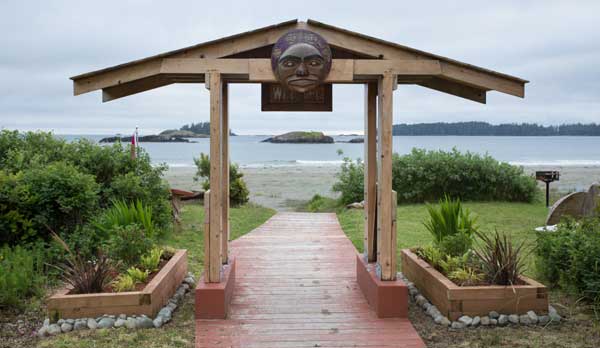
[1,1,599,135]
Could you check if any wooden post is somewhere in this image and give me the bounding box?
[364,82,378,262]
[207,71,222,283]
[203,190,211,276]
[377,71,396,281]
[221,83,230,265]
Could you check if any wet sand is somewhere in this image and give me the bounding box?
[164,165,600,211]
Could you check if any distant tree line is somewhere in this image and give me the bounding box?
[180,122,236,136]
[392,122,600,136]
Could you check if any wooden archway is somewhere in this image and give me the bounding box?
[70,20,527,288]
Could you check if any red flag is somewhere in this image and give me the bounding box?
[130,130,136,160]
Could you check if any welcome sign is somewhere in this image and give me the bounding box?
[261,83,332,111]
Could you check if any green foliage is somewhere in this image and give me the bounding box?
[194,153,249,205]
[392,148,538,203]
[0,130,172,245]
[423,196,477,256]
[448,267,483,286]
[126,267,149,283]
[332,157,364,205]
[95,200,156,239]
[331,148,537,206]
[306,194,337,212]
[474,229,527,286]
[140,248,163,272]
[111,274,136,292]
[51,233,114,294]
[106,224,154,268]
[0,245,45,308]
[536,217,600,305]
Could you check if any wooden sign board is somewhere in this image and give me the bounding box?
[261,83,332,112]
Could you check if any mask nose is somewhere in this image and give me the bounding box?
[295,62,308,76]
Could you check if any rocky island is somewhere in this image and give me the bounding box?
[99,134,191,143]
[261,131,334,144]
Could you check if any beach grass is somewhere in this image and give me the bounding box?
[37,202,275,348]
[338,201,549,275]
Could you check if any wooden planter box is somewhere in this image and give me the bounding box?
[47,250,188,320]
[401,249,548,321]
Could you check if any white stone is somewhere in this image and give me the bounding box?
[87,318,98,330]
[458,315,473,326]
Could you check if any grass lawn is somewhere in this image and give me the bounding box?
[35,202,275,348]
[338,201,548,275]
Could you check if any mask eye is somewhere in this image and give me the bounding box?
[309,60,322,67]
[282,60,297,68]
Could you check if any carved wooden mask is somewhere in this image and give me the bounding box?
[271,29,332,93]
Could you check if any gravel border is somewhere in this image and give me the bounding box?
[36,272,196,337]
[398,272,562,329]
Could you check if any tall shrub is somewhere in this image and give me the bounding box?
[423,196,478,256]
[194,153,249,205]
[0,245,45,308]
[332,157,364,205]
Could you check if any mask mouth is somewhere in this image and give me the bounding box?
[287,77,318,87]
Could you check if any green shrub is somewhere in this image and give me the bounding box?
[332,157,364,205]
[423,196,478,257]
[194,153,249,205]
[126,267,149,283]
[95,200,156,239]
[536,217,600,305]
[474,229,527,286]
[111,274,136,292]
[140,248,163,272]
[392,148,537,203]
[0,245,45,308]
[106,224,154,268]
[331,148,537,206]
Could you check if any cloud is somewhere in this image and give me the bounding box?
[1,0,599,134]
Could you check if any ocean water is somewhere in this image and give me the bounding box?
[59,135,600,169]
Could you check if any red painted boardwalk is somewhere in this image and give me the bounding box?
[196,213,425,348]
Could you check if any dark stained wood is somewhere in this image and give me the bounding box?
[261,83,332,112]
[196,213,425,348]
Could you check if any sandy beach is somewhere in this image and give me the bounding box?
[164,164,600,211]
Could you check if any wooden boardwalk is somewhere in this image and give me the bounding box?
[196,213,425,348]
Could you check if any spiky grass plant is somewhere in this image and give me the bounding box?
[423,196,478,256]
[95,200,155,239]
[474,230,526,286]
[51,233,114,294]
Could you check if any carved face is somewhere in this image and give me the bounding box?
[271,30,332,93]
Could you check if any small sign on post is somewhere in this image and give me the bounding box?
[261,83,332,112]
[536,171,560,207]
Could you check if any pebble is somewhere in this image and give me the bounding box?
[153,316,164,328]
[489,311,500,319]
[87,318,98,330]
[43,318,50,327]
[480,316,490,326]
[66,319,75,325]
[114,318,126,328]
[519,314,531,325]
[527,310,538,324]
[439,317,451,326]
[125,317,137,329]
[60,323,73,333]
[37,326,48,337]
[98,317,115,329]
[498,315,508,326]
[423,302,432,311]
[490,318,498,325]
[74,321,87,330]
[57,319,65,325]
[47,324,62,336]
[508,314,519,324]
[158,308,172,322]
[538,315,550,325]
[415,295,427,306]
[471,316,481,327]
[458,315,473,326]
[119,314,127,320]
[451,321,466,330]
[549,306,561,323]
[137,316,154,329]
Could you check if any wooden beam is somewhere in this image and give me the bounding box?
[440,62,524,98]
[74,60,163,96]
[364,82,378,263]
[160,59,249,75]
[102,75,172,102]
[354,59,441,76]
[377,71,395,281]
[221,83,230,265]
[207,71,223,283]
[248,59,354,82]
[418,77,487,104]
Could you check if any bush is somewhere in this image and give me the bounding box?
[106,224,154,268]
[332,157,364,205]
[474,229,527,286]
[392,148,537,203]
[0,245,46,307]
[194,153,249,205]
[423,196,478,257]
[331,148,537,206]
[0,131,172,245]
[536,217,600,305]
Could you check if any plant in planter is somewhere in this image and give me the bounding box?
[403,197,548,320]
